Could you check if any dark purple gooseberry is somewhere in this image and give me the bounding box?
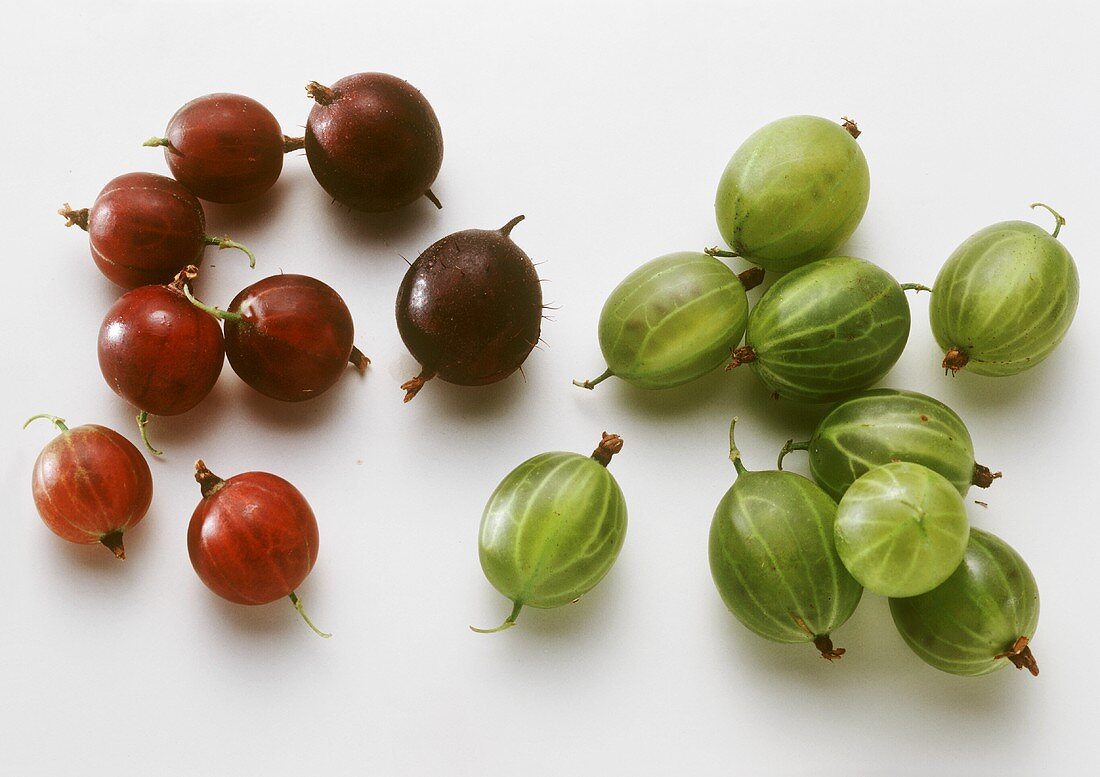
[145,93,304,204]
[304,73,443,212]
[186,274,368,402]
[396,216,543,401]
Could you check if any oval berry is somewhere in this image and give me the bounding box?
[574,253,759,391]
[931,204,1079,377]
[714,116,869,273]
[890,529,1039,677]
[474,433,628,632]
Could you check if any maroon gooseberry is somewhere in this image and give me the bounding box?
[59,171,255,289]
[188,459,328,637]
[98,266,225,453]
[396,215,543,401]
[25,414,153,559]
[185,274,368,402]
[304,73,443,212]
[145,93,303,204]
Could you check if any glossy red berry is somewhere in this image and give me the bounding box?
[304,73,443,212]
[59,171,254,289]
[188,460,328,636]
[25,414,152,559]
[97,267,225,453]
[146,93,299,204]
[396,215,543,401]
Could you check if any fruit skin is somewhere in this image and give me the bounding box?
[98,278,225,416]
[396,216,541,399]
[834,462,969,597]
[594,252,751,389]
[188,467,319,605]
[304,72,443,212]
[930,217,1079,376]
[890,528,1039,676]
[736,257,911,403]
[715,116,870,273]
[30,422,152,557]
[158,93,286,204]
[709,469,863,649]
[478,448,627,611]
[223,274,361,402]
[83,172,209,289]
[796,388,990,500]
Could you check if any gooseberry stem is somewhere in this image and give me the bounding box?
[500,214,525,236]
[841,116,861,139]
[573,368,613,390]
[972,463,1003,489]
[283,135,305,153]
[143,136,173,150]
[100,530,126,560]
[194,459,226,498]
[900,283,933,293]
[791,612,846,661]
[726,345,756,370]
[777,439,810,470]
[305,81,337,105]
[288,591,332,638]
[995,635,1039,676]
[23,414,69,433]
[942,346,969,376]
[424,189,443,209]
[470,600,523,634]
[401,370,436,403]
[203,235,256,268]
[183,282,244,323]
[1029,202,1065,239]
[705,247,738,259]
[136,411,162,456]
[591,432,624,467]
[349,346,371,373]
[728,417,747,476]
[58,203,89,231]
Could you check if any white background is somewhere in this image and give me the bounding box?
[1,1,1096,774]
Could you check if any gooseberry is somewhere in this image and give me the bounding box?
[304,73,443,212]
[185,274,368,402]
[573,253,762,390]
[97,266,225,454]
[834,462,969,597]
[727,256,928,403]
[778,388,1000,500]
[25,414,152,559]
[396,215,542,402]
[710,115,870,273]
[709,419,862,660]
[931,203,1079,376]
[188,460,329,637]
[473,432,628,633]
[145,93,302,203]
[890,528,1039,677]
[59,171,255,289]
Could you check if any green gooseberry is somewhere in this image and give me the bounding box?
[728,256,929,403]
[931,203,1079,377]
[573,252,761,391]
[890,528,1039,677]
[778,388,1000,501]
[473,432,628,633]
[711,115,870,273]
[709,419,863,660]
[834,461,969,597]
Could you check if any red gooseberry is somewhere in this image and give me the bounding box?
[25,414,153,559]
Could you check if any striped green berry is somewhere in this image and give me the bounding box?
[778,388,1000,500]
[834,462,969,597]
[574,252,757,391]
[474,433,628,632]
[714,115,870,273]
[890,528,1039,677]
[931,203,1079,377]
[729,257,920,403]
[709,419,863,660]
